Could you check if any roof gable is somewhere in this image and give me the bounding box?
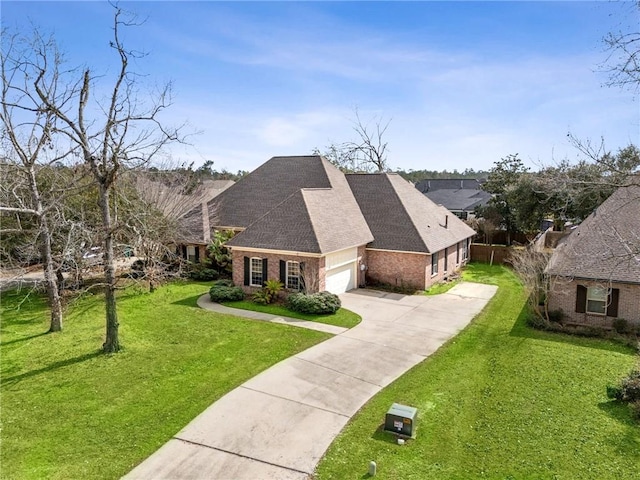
[546,183,640,283]
[346,173,476,253]
[226,156,373,253]
[209,156,331,228]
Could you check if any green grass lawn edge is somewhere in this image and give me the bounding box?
[315,263,639,480]
[221,299,361,328]
[1,280,332,480]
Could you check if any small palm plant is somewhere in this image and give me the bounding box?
[252,279,284,305]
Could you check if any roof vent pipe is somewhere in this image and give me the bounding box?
[445,214,448,229]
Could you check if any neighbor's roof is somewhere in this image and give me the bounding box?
[424,188,492,212]
[546,182,640,284]
[225,156,374,254]
[415,178,485,193]
[346,173,476,253]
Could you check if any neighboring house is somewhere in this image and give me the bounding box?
[174,180,235,262]
[182,155,475,294]
[415,178,491,220]
[546,182,640,328]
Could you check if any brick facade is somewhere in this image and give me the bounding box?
[365,250,428,290]
[365,243,468,290]
[548,277,640,327]
[231,250,321,294]
[230,243,469,294]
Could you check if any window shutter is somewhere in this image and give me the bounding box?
[262,258,268,285]
[575,285,586,313]
[280,260,286,285]
[606,288,619,317]
[181,245,187,259]
[195,246,200,262]
[243,257,250,286]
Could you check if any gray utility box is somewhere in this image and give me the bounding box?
[384,403,417,438]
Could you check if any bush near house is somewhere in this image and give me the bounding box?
[287,291,341,315]
[252,279,283,305]
[608,361,640,421]
[209,279,244,302]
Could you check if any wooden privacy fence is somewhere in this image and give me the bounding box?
[470,244,514,265]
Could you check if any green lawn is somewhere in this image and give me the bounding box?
[0,281,331,480]
[222,299,361,328]
[316,264,639,480]
[423,279,460,295]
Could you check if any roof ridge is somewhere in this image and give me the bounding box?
[300,190,322,252]
[384,174,430,253]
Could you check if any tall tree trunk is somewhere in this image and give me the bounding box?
[41,216,63,332]
[99,185,120,353]
[28,166,63,332]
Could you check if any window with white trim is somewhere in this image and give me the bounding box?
[186,245,197,262]
[462,239,469,261]
[431,251,439,276]
[250,257,263,287]
[586,286,607,315]
[286,261,300,290]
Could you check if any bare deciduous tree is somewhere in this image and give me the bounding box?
[510,244,552,322]
[32,6,185,353]
[0,30,77,332]
[602,1,640,91]
[314,108,391,173]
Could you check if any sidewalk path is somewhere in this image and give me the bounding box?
[196,296,348,335]
[124,282,497,480]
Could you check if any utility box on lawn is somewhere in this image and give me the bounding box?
[384,403,417,438]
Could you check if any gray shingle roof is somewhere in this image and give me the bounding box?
[225,156,373,253]
[415,178,485,193]
[209,156,331,228]
[185,156,477,255]
[424,188,492,212]
[346,173,476,253]
[546,183,640,284]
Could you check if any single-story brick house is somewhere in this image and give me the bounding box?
[182,155,475,294]
[545,181,640,328]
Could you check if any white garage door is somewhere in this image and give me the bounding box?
[325,262,356,294]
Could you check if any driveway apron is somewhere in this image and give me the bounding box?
[123,282,497,480]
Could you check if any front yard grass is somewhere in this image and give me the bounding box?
[222,299,361,328]
[315,263,639,480]
[0,281,331,480]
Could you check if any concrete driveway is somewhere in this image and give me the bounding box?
[123,282,497,480]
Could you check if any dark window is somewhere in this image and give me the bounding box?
[431,251,439,276]
[250,257,263,286]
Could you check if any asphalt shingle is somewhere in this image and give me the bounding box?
[546,182,640,284]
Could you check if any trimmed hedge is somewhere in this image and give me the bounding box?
[209,280,244,303]
[287,291,341,315]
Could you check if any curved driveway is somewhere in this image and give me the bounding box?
[124,282,497,480]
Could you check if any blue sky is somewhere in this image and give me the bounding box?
[3,1,638,173]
